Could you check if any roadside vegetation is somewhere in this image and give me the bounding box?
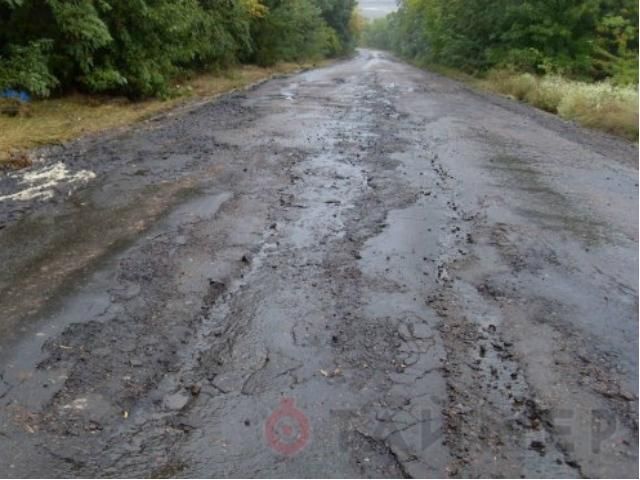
[362,0,638,140]
[0,0,361,166]
[479,70,638,139]
[0,0,359,98]
[0,62,318,167]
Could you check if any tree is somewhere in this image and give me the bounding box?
[361,0,638,81]
[0,0,358,97]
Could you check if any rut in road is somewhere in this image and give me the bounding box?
[0,50,637,478]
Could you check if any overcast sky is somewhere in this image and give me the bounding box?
[358,0,397,19]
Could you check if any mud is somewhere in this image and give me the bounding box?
[0,50,637,478]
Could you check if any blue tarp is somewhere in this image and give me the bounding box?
[0,89,31,103]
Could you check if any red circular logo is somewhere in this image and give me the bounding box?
[265,397,310,456]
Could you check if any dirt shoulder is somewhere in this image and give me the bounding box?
[0,62,322,168]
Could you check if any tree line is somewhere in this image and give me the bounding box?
[362,0,638,84]
[0,0,358,98]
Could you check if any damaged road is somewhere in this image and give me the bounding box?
[0,49,637,478]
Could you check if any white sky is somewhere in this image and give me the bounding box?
[358,0,397,19]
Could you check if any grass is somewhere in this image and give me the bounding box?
[0,62,317,168]
[408,58,638,141]
[477,70,639,141]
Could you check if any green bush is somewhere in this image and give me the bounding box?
[0,40,59,97]
[0,0,358,98]
[361,0,638,83]
[251,0,356,66]
[252,0,328,66]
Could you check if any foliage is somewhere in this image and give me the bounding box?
[251,0,331,65]
[0,40,59,97]
[362,0,638,84]
[0,0,358,97]
[480,70,638,139]
[249,0,359,65]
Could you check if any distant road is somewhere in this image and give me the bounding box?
[359,0,397,18]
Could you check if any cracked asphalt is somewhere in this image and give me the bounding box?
[0,50,638,478]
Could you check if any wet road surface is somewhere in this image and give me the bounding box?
[0,50,638,478]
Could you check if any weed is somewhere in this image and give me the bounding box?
[480,70,638,140]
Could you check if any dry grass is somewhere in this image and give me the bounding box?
[0,62,316,167]
[479,70,638,140]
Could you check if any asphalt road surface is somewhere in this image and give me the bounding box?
[0,50,637,478]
